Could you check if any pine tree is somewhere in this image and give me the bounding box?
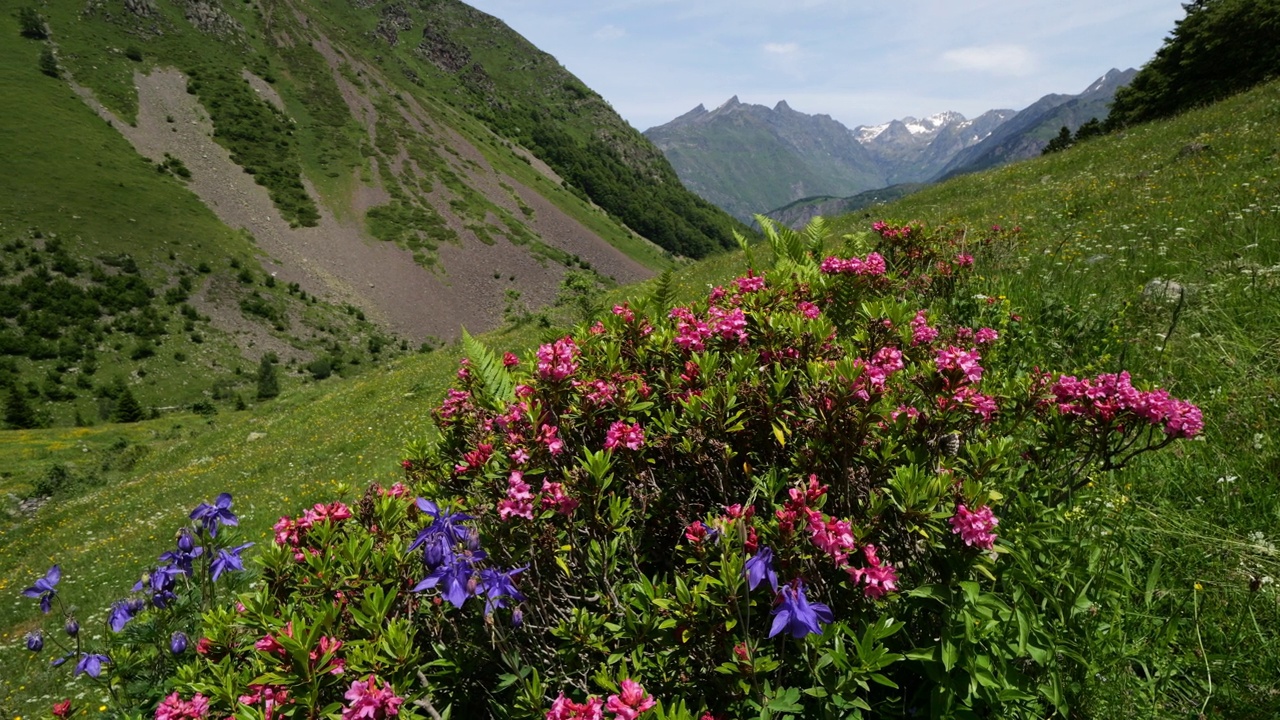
[4,385,38,429]
[256,355,280,400]
[1042,127,1074,155]
[113,384,144,423]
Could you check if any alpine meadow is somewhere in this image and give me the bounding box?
[3,0,1280,719]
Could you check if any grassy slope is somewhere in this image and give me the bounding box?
[832,79,1280,716]
[2,77,1278,714]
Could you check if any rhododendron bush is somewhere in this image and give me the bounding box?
[25,222,1201,719]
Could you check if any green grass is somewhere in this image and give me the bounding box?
[832,79,1280,716]
[4,33,1279,716]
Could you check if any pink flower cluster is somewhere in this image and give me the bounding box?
[455,442,494,474]
[947,386,999,423]
[670,306,748,351]
[547,696,604,720]
[851,346,905,401]
[238,685,291,720]
[707,306,748,344]
[541,480,579,515]
[604,421,645,451]
[1050,371,1203,438]
[341,676,404,720]
[273,503,352,561]
[819,252,887,276]
[950,504,999,549]
[670,307,711,352]
[605,680,657,720]
[910,310,938,346]
[871,220,915,240]
[797,301,821,319]
[545,680,656,720]
[437,388,473,422]
[935,346,984,384]
[777,477,899,600]
[498,471,535,521]
[847,544,899,599]
[155,693,209,720]
[537,337,580,382]
[735,274,766,293]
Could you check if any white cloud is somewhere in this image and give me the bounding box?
[940,44,1037,76]
[594,24,626,41]
[763,42,799,55]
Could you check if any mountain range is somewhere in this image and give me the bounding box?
[0,0,740,421]
[645,69,1136,223]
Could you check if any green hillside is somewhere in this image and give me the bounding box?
[1,0,752,428]
[2,56,1279,720]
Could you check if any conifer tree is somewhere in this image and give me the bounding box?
[256,355,280,400]
[4,385,38,429]
[1042,126,1074,155]
[113,383,144,423]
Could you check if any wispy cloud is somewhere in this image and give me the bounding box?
[940,44,1037,76]
[594,24,626,41]
[763,42,799,55]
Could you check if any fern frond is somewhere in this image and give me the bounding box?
[460,327,513,410]
[803,216,827,257]
[733,230,757,272]
[650,268,675,313]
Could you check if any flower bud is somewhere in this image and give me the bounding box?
[26,630,43,652]
[511,607,524,627]
[170,631,188,655]
[64,618,79,637]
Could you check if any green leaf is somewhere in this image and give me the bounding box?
[460,327,513,409]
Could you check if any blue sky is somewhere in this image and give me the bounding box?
[463,0,1187,132]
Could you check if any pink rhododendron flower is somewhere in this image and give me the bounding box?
[735,274,765,293]
[950,504,999,549]
[612,304,635,322]
[536,337,580,382]
[847,544,899,599]
[797,301,820,319]
[539,425,565,455]
[910,310,938,346]
[707,306,748,344]
[546,695,604,720]
[498,471,535,521]
[819,252,887,276]
[605,679,657,720]
[155,693,209,720]
[540,481,579,515]
[955,253,975,268]
[341,676,404,720]
[935,346,984,384]
[437,389,472,421]
[255,633,287,657]
[1050,371,1202,438]
[975,327,999,344]
[238,685,290,720]
[502,352,520,367]
[604,421,645,451]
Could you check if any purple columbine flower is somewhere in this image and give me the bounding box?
[159,529,203,574]
[745,547,778,593]
[25,630,43,652]
[73,653,110,678]
[170,631,188,655]
[210,543,253,581]
[65,618,79,637]
[768,580,834,640]
[22,565,61,614]
[478,566,527,616]
[108,598,145,632]
[190,493,238,537]
[409,499,475,569]
[412,549,485,608]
